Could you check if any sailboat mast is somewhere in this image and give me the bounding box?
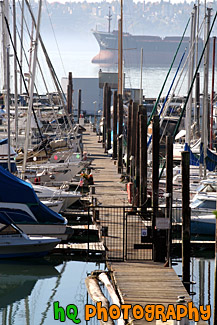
[6,46,11,172]
[20,0,24,94]
[118,0,123,96]
[13,0,18,149]
[194,1,200,125]
[185,9,196,145]
[1,0,9,95]
[24,0,75,134]
[202,7,211,177]
[107,7,112,33]
[22,0,42,176]
[28,21,34,93]
[140,48,143,105]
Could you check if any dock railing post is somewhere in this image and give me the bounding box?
[152,115,159,262]
[166,135,173,266]
[182,151,191,293]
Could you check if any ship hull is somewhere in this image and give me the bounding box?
[92,30,207,66]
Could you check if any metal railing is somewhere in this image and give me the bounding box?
[91,206,153,261]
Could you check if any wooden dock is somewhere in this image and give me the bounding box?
[82,125,198,324]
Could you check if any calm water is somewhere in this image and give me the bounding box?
[17,35,217,99]
[173,255,215,325]
[0,259,106,325]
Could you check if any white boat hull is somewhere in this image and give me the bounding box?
[0,235,60,258]
[19,224,68,241]
[0,223,68,241]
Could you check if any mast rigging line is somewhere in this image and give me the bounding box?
[148,15,205,154]
[147,48,187,152]
[4,16,48,156]
[147,17,190,127]
[24,0,75,135]
[44,0,67,77]
[163,15,205,118]
[158,15,205,147]
[159,10,217,180]
[24,0,66,102]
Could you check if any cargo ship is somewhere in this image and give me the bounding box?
[91,29,205,66]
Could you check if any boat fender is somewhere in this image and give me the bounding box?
[83,152,87,160]
[49,174,55,180]
[127,182,133,204]
[34,177,41,185]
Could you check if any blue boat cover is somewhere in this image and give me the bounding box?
[206,148,217,171]
[0,166,65,224]
[0,138,8,145]
[184,143,200,166]
[185,142,217,172]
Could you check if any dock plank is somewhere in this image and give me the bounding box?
[83,126,196,324]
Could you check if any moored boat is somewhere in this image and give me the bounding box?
[0,166,68,241]
[0,217,60,259]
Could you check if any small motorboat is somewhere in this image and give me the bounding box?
[0,214,60,258]
[191,214,216,236]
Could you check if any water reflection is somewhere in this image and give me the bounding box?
[0,260,59,310]
[0,259,105,325]
[173,254,214,325]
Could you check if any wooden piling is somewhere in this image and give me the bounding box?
[135,105,141,206]
[102,83,108,149]
[112,91,118,160]
[152,115,159,262]
[130,102,138,179]
[182,151,191,293]
[166,135,173,266]
[126,100,133,174]
[118,94,123,174]
[131,102,137,159]
[139,107,147,208]
[85,276,114,325]
[67,72,73,116]
[77,89,81,122]
[106,87,112,152]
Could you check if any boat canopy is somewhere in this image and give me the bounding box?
[0,139,8,146]
[0,166,65,224]
[0,166,38,203]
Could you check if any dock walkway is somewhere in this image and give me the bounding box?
[83,125,198,324]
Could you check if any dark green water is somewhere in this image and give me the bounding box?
[0,259,106,325]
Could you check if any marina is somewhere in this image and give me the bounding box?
[1,0,217,324]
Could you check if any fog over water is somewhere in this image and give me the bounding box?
[33,33,217,100]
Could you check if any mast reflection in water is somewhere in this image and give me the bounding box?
[0,259,105,325]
